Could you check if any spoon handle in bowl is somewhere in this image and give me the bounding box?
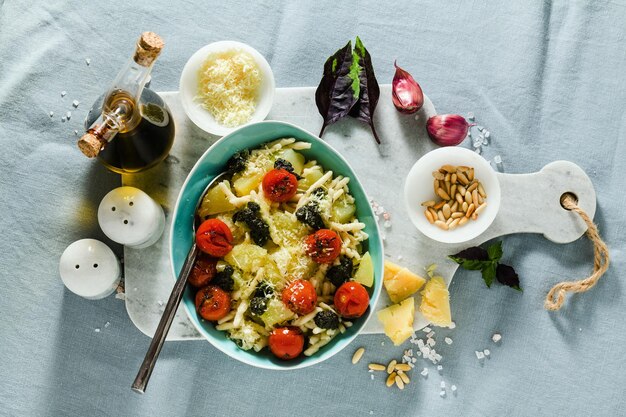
[131,243,199,394]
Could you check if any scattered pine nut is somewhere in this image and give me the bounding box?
[369,363,386,371]
[387,360,397,374]
[386,372,397,387]
[399,371,410,384]
[395,363,412,372]
[352,347,365,364]
[395,375,405,390]
[424,210,435,224]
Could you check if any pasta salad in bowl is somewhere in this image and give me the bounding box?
[170,121,383,369]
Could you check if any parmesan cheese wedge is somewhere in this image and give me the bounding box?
[377,297,415,346]
[383,260,426,303]
[419,277,452,327]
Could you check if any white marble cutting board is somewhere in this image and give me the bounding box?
[123,85,595,340]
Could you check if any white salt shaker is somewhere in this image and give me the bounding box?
[98,186,165,248]
[59,239,121,299]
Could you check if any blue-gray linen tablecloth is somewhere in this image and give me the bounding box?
[1,1,625,416]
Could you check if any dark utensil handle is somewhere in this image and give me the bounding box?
[131,243,198,394]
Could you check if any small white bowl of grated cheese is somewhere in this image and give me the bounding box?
[180,41,275,137]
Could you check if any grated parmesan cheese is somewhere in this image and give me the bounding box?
[196,50,262,127]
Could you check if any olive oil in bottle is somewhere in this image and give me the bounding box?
[78,32,175,174]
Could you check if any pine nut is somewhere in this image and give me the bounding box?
[428,207,438,218]
[386,372,397,387]
[437,210,445,222]
[458,185,467,196]
[399,371,410,384]
[443,204,451,219]
[465,191,472,204]
[437,188,450,200]
[462,202,468,212]
[451,212,464,219]
[472,189,479,207]
[472,212,478,220]
[475,202,488,215]
[395,363,412,372]
[433,180,439,194]
[450,184,457,198]
[459,216,469,226]
[468,168,475,181]
[395,375,405,390]
[455,193,464,205]
[424,210,435,224]
[467,182,478,193]
[449,218,461,230]
[433,201,445,210]
[442,164,456,173]
[478,183,486,198]
[352,347,365,364]
[466,203,475,218]
[451,173,457,184]
[387,360,397,374]
[446,217,454,226]
[434,220,449,230]
[432,171,444,180]
[444,173,450,182]
[369,363,386,371]
[450,201,458,212]
[421,200,435,207]
[457,171,469,185]
[444,181,451,195]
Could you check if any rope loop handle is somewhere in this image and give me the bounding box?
[544,193,610,311]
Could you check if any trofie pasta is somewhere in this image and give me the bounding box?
[189,138,373,359]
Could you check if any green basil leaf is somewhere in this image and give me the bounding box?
[348,37,381,144]
[315,41,360,138]
[487,241,503,262]
[481,262,497,288]
[448,256,492,271]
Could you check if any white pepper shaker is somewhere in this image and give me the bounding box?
[98,186,165,248]
[59,239,121,299]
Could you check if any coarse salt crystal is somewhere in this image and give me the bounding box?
[383,220,391,229]
[440,381,446,389]
[74,130,78,136]
[451,385,457,392]
[427,338,436,347]
[397,255,403,261]
[115,293,126,300]
[448,322,456,329]
[492,333,501,343]
[157,300,164,306]
[439,391,446,398]
[94,328,100,333]
[484,349,490,357]
[417,339,425,348]
[66,111,71,120]
[445,337,453,345]
[422,346,430,355]
[72,100,80,108]
[427,331,435,338]
[434,354,442,362]
[437,365,443,372]
[85,58,91,65]
[420,368,429,377]
[475,351,485,360]
[61,91,67,97]
[423,327,432,333]
[49,111,54,117]
[370,374,374,380]
[104,321,110,328]
[411,357,417,363]
[61,116,66,122]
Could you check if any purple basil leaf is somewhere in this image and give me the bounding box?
[496,263,522,291]
[451,246,489,262]
[315,41,361,138]
[348,37,381,144]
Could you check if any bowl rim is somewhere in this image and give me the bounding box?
[169,120,384,370]
[404,146,501,244]
[178,40,276,137]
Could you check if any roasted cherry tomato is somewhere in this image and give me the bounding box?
[282,279,317,315]
[195,285,231,321]
[188,254,218,288]
[262,169,298,202]
[268,327,305,360]
[196,218,233,257]
[305,229,342,264]
[334,281,369,319]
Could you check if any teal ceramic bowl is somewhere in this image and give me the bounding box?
[170,120,383,369]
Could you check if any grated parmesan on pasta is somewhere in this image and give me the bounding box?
[195,50,262,127]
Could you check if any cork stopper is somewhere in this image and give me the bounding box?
[133,32,164,67]
[78,133,106,158]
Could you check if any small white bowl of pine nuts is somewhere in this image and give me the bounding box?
[404,147,501,244]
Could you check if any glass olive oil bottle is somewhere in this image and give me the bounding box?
[78,32,175,174]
